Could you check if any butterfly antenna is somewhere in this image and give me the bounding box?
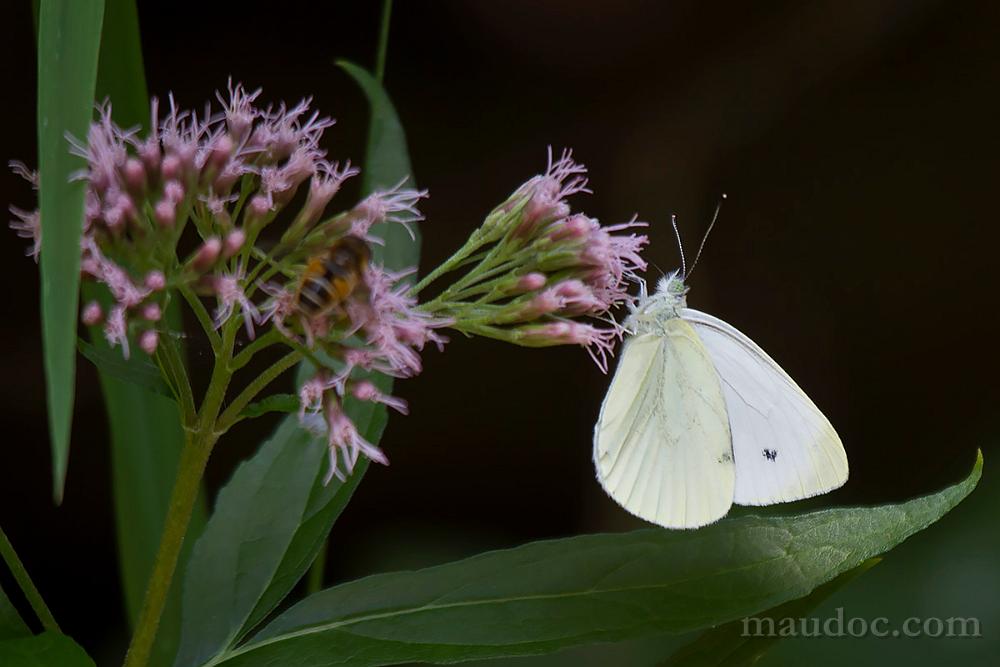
[670,213,687,278]
[687,193,726,279]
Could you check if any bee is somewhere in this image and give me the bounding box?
[294,235,371,318]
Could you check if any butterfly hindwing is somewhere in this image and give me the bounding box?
[681,308,849,505]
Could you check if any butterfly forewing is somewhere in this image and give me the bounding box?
[593,321,736,528]
[681,308,849,505]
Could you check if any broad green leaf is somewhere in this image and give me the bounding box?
[173,417,376,667]
[0,632,95,667]
[207,452,980,667]
[175,62,417,667]
[77,337,174,398]
[91,6,206,665]
[240,393,300,419]
[662,559,880,666]
[37,0,105,502]
[0,583,30,640]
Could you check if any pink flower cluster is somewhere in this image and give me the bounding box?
[430,149,649,372]
[8,82,449,484]
[513,151,648,370]
[280,263,451,482]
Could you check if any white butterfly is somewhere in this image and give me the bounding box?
[593,219,848,529]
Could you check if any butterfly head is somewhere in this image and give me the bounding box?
[626,270,687,333]
[656,271,689,303]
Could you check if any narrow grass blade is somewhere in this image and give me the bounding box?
[36,0,106,502]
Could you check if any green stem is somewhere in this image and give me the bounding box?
[410,233,490,296]
[197,323,240,430]
[216,351,303,432]
[0,525,60,633]
[179,286,221,354]
[306,539,329,594]
[123,319,240,667]
[157,336,197,424]
[230,328,284,371]
[375,0,393,83]
[121,429,215,667]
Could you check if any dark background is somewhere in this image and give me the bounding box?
[2,1,997,664]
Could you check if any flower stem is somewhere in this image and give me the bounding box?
[122,428,215,667]
[0,525,60,633]
[179,286,222,353]
[230,328,284,371]
[157,336,197,424]
[375,0,393,84]
[216,350,303,432]
[410,231,492,296]
[306,538,329,594]
[123,319,240,667]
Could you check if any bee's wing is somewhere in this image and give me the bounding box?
[593,321,735,529]
[681,308,848,506]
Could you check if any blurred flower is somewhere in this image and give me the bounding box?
[8,206,40,261]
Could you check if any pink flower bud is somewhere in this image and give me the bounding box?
[115,192,137,223]
[145,271,166,291]
[547,213,592,242]
[223,229,245,258]
[247,195,271,220]
[161,154,182,181]
[193,237,222,271]
[520,290,561,319]
[213,165,241,195]
[350,380,410,415]
[351,381,378,401]
[104,207,125,231]
[123,158,146,193]
[163,180,185,203]
[139,140,161,175]
[154,200,175,228]
[139,330,159,355]
[519,322,618,373]
[208,134,234,171]
[516,272,547,292]
[81,301,103,326]
[142,303,162,322]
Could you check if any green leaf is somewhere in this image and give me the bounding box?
[0,632,95,667]
[94,0,148,130]
[173,416,380,667]
[175,63,417,667]
[77,337,174,399]
[207,452,980,667]
[661,559,880,667]
[0,583,30,640]
[37,0,106,502]
[239,394,300,419]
